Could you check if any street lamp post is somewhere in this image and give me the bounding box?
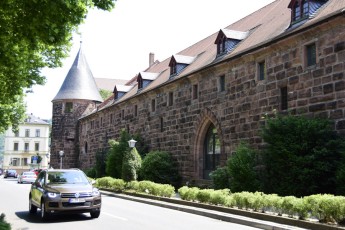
[59,151,64,169]
[128,139,137,148]
[46,152,50,169]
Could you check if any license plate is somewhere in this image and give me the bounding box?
[69,198,85,203]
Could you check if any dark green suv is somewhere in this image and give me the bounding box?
[29,169,101,220]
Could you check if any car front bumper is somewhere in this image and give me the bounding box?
[44,196,102,214]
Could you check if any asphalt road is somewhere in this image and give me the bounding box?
[0,176,260,230]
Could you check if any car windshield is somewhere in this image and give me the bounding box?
[47,171,89,184]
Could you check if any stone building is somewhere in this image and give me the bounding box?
[51,0,345,184]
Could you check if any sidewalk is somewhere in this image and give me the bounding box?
[100,190,331,230]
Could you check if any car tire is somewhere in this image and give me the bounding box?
[90,210,100,218]
[40,200,50,220]
[29,198,37,214]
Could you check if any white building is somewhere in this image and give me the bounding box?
[3,114,50,174]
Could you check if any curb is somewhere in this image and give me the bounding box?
[100,189,343,230]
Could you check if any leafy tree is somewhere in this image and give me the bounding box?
[0,213,10,230]
[0,0,115,132]
[261,114,345,196]
[99,89,112,100]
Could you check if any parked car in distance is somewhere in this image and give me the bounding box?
[29,168,101,220]
[17,171,37,184]
[4,169,17,178]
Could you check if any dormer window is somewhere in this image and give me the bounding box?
[215,29,249,57]
[113,85,133,100]
[136,72,159,91]
[169,55,196,78]
[289,0,328,25]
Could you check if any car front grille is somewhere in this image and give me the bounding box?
[62,202,91,207]
[61,192,92,198]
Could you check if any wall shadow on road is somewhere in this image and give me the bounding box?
[15,211,93,224]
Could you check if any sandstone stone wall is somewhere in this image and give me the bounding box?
[78,16,345,182]
[51,100,96,169]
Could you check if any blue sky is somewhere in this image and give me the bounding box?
[25,0,275,119]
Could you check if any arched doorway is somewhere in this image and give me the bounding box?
[203,124,221,179]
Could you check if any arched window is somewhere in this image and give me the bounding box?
[203,125,221,179]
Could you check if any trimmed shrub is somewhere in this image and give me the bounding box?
[209,166,230,190]
[109,179,126,192]
[139,151,181,188]
[96,176,113,188]
[106,130,131,179]
[122,147,142,182]
[226,142,260,193]
[137,180,174,197]
[209,189,230,206]
[178,186,200,201]
[126,180,140,191]
[261,114,345,197]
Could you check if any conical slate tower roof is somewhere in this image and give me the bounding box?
[52,46,103,103]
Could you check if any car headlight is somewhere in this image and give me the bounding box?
[92,188,100,196]
[47,192,58,198]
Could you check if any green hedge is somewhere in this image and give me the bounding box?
[177,186,345,224]
[95,177,175,198]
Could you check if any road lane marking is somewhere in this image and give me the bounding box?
[103,212,128,221]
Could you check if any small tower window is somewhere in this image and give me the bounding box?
[168,92,174,106]
[306,43,316,67]
[281,87,288,110]
[258,61,266,81]
[219,75,225,92]
[65,102,73,113]
[151,99,156,112]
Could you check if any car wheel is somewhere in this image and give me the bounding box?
[40,200,50,220]
[29,197,37,214]
[90,210,100,218]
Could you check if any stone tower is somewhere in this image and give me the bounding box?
[50,45,103,169]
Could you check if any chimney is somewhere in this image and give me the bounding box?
[149,52,154,67]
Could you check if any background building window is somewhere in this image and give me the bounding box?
[35,129,40,137]
[15,131,19,137]
[13,143,19,151]
[35,143,39,151]
[25,143,29,152]
[25,129,30,137]
[22,158,28,166]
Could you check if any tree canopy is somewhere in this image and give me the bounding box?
[0,0,116,132]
